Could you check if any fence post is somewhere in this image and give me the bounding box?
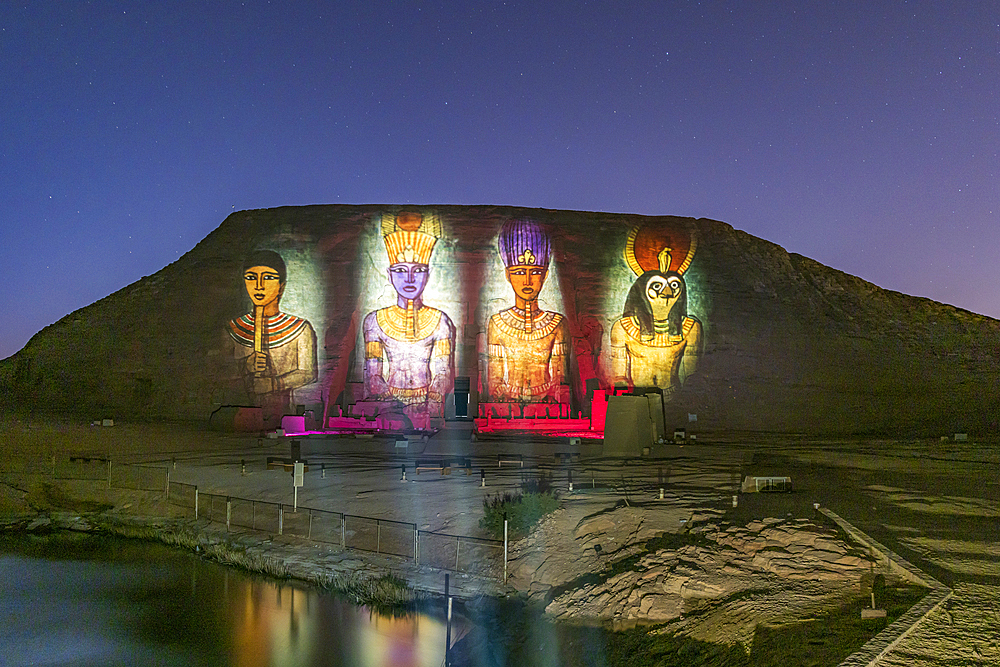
[194,488,199,520]
[165,467,170,499]
[503,518,508,583]
[341,514,346,548]
[308,510,313,540]
[226,498,231,531]
[376,519,381,554]
[445,573,452,667]
[455,536,461,571]
[415,528,419,565]
[252,501,257,530]
[108,459,112,489]
[278,504,283,536]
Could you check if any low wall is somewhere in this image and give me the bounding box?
[820,508,953,667]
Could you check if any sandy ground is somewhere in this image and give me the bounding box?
[1,417,998,664]
[875,583,1000,665]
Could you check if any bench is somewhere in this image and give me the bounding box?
[498,454,523,468]
[69,456,109,464]
[266,457,309,472]
[415,460,452,475]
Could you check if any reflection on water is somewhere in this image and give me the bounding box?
[0,532,447,667]
[230,580,448,667]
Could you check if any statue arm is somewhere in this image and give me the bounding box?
[609,319,629,386]
[486,317,508,401]
[679,319,702,384]
[274,322,318,392]
[428,316,456,403]
[232,321,279,395]
[363,312,390,399]
[549,320,569,382]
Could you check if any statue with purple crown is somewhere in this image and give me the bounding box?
[486,219,570,405]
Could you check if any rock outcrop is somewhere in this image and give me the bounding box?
[508,499,877,648]
[2,204,998,435]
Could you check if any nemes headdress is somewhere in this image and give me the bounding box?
[381,211,442,265]
[624,221,697,276]
[497,219,551,268]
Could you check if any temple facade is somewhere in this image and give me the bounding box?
[227,210,708,430]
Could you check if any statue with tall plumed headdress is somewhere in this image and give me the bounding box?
[486,219,570,403]
[362,212,455,425]
[608,222,702,395]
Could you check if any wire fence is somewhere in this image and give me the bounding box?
[42,454,169,493]
[167,480,198,511]
[501,459,743,502]
[185,490,503,574]
[7,446,751,588]
[32,455,505,578]
[55,456,111,482]
[113,464,171,492]
[26,453,730,579]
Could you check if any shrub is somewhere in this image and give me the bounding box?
[480,487,560,540]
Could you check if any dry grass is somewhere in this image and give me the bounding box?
[89,519,291,578]
[87,517,416,607]
[316,571,416,607]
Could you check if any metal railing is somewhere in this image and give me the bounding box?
[163,488,503,577]
[36,454,507,578]
[167,480,198,512]
[50,456,171,494]
[418,530,504,574]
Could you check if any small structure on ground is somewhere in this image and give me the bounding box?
[741,476,792,493]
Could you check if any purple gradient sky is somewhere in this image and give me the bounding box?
[2,1,997,360]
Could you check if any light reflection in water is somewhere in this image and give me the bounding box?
[0,533,450,667]
[230,577,449,667]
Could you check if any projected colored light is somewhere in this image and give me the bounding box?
[225,212,705,438]
[227,249,318,428]
[609,221,702,396]
[362,212,456,431]
[486,220,570,404]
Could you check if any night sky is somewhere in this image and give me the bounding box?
[2,1,997,360]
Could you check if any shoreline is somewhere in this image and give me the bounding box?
[4,423,997,665]
[0,506,937,667]
[0,499,506,608]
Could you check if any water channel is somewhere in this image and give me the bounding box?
[0,531,453,667]
[0,530,628,667]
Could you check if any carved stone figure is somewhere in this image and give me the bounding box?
[487,220,569,403]
[229,250,317,418]
[362,212,455,420]
[609,223,702,396]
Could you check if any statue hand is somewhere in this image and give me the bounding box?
[248,351,270,376]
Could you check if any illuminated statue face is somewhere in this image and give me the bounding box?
[645,273,682,321]
[388,262,430,301]
[243,265,284,309]
[505,265,548,303]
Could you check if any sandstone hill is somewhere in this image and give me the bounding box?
[1,204,997,436]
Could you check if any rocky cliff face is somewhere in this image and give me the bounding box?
[2,204,998,435]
